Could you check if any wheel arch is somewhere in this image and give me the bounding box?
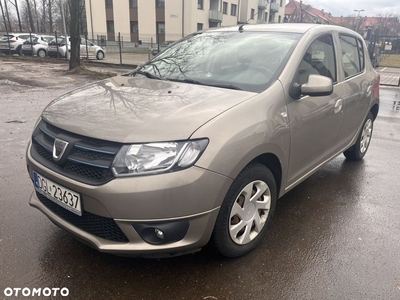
[249,153,283,199]
[370,103,379,121]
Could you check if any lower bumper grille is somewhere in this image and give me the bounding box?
[36,192,129,243]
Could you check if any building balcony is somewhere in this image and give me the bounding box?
[258,0,268,8]
[270,2,279,13]
[209,10,223,23]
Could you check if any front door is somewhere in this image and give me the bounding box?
[287,34,345,186]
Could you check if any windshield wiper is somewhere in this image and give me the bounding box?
[168,78,243,91]
[134,70,162,80]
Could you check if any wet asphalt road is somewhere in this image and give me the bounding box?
[1,61,400,300]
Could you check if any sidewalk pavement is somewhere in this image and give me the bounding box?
[377,67,400,87]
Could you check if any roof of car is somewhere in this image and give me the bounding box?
[204,23,351,34]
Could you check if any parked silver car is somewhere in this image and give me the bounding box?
[21,35,55,57]
[27,24,379,258]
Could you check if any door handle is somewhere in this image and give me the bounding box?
[334,99,343,114]
[366,85,372,97]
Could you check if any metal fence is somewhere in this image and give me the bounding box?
[0,31,184,67]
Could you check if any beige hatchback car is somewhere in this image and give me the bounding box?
[27,24,379,258]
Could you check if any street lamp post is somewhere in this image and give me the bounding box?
[354,9,365,32]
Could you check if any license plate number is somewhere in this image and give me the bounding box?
[33,172,82,216]
[0,44,8,48]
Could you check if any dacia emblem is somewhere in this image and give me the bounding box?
[53,138,69,161]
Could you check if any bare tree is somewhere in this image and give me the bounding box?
[48,0,53,32]
[8,0,23,32]
[69,0,80,69]
[32,0,39,32]
[0,0,8,32]
[3,0,12,31]
[25,0,35,32]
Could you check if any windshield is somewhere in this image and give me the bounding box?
[137,31,301,92]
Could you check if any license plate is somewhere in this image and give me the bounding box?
[23,45,31,49]
[50,46,57,49]
[0,44,8,48]
[33,172,82,216]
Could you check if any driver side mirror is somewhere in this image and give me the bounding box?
[291,74,333,99]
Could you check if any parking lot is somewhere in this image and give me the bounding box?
[0,59,400,299]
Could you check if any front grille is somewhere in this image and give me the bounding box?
[31,120,121,185]
[36,192,129,243]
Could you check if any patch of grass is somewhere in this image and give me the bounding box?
[380,54,400,68]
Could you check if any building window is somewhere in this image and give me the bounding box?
[223,2,228,14]
[197,23,203,31]
[130,21,138,33]
[280,0,283,6]
[231,4,237,16]
[105,0,113,8]
[251,9,255,19]
[157,22,165,34]
[278,16,281,23]
[107,20,114,32]
[198,0,203,10]
[129,0,137,8]
[265,12,268,22]
[156,0,165,8]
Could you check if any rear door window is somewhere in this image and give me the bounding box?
[339,35,365,78]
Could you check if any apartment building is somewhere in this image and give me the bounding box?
[85,0,286,43]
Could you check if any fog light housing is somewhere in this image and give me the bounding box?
[133,220,189,245]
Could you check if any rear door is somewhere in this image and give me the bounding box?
[335,34,371,150]
[286,34,345,186]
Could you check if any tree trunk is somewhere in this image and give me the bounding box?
[3,0,12,32]
[69,0,80,70]
[32,0,40,32]
[25,0,36,32]
[48,0,52,33]
[15,0,22,32]
[41,0,46,33]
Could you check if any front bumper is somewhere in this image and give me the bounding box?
[27,144,232,256]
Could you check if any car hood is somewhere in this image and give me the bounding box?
[42,76,256,143]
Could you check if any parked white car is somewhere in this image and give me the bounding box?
[48,36,105,60]
[80,38,105,60]
[22,35,55,57]
[0,33,37,55]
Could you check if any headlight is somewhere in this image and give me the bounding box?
[112,139,208,177]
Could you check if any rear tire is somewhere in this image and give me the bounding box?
[212,164,277,258]
[344,112,374,161]
[37,49,46,58]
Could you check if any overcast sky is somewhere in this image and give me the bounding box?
[303,0,400,17]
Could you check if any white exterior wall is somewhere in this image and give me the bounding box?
[85,0,288,41]
[138,0,156,41]
[165,0,184,40]
[114,1,130,37]
[221,0,240,26]
[86,0,107,36]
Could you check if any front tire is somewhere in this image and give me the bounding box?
[96,51,104,60]
[344,112,374,160]
[212,164,277,258]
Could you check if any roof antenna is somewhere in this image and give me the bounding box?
[238,0,270,32]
